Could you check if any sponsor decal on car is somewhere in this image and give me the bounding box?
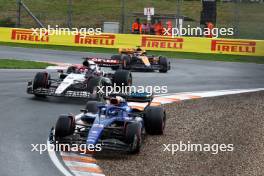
[11,29,49,42]
[211,40,256,53]
[90,57,120,64]
[141,36,183,49]
[75,34,115,46]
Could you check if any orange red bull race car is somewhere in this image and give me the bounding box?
[85,47,171,73]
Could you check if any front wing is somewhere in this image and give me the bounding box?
[127,63,163,71]
[49,124,132,152]
[27,81,91,98]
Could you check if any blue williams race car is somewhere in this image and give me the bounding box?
[50,93,166,153]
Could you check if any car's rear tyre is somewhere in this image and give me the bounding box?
[55,115,75,139]
[87,77,104,100]
[125,122,142,154]
[159,57,169,73]
[33,72,50,97]
[121,54,131,69]
[113,70,132,87]
[144,106,166,135]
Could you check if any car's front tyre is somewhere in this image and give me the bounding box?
[159,57,170,73]
[85,101,103,113]
[33,72,50,97]
[55,115,75,139]
[125,122,142,154]
[110,55,121,70]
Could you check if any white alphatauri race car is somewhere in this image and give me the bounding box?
[27,60,132,99]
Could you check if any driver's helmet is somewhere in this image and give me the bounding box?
[110,96,125,106]
[135,48,142,54]
[136,47,142,52]
[135,47,146,56]
[83,60,97,71]
[88,61,97,71]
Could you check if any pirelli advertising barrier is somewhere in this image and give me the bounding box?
[0,27,264,56]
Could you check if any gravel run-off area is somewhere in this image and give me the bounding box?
[97,91,264,176]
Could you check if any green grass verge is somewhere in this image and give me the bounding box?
[0,59,55,69]
[0,41,263,64]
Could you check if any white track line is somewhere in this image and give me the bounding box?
[47,139,73,176]
[71,171,105,176]
[64,161,99,168]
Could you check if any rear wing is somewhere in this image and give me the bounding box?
[103,92,155,111]
[84,57,121,67]
[105,92,154,103]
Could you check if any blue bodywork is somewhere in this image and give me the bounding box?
[81,101,138,146]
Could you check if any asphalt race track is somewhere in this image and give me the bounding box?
[0,45,264,176]
[1,45,264,93]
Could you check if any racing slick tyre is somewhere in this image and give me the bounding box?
[33,72,50,97]
[87,77,104,101]
[66,66,77,73]
[159,57,169,73]
[85,101,103,113]
[55,115,75,139]
[125,122,142,154]
[121,54,131,69]
[113,70,132,87]
[110,55,121,70]
[144,106,166,135]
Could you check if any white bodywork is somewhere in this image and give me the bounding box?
[55,73,86,94]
